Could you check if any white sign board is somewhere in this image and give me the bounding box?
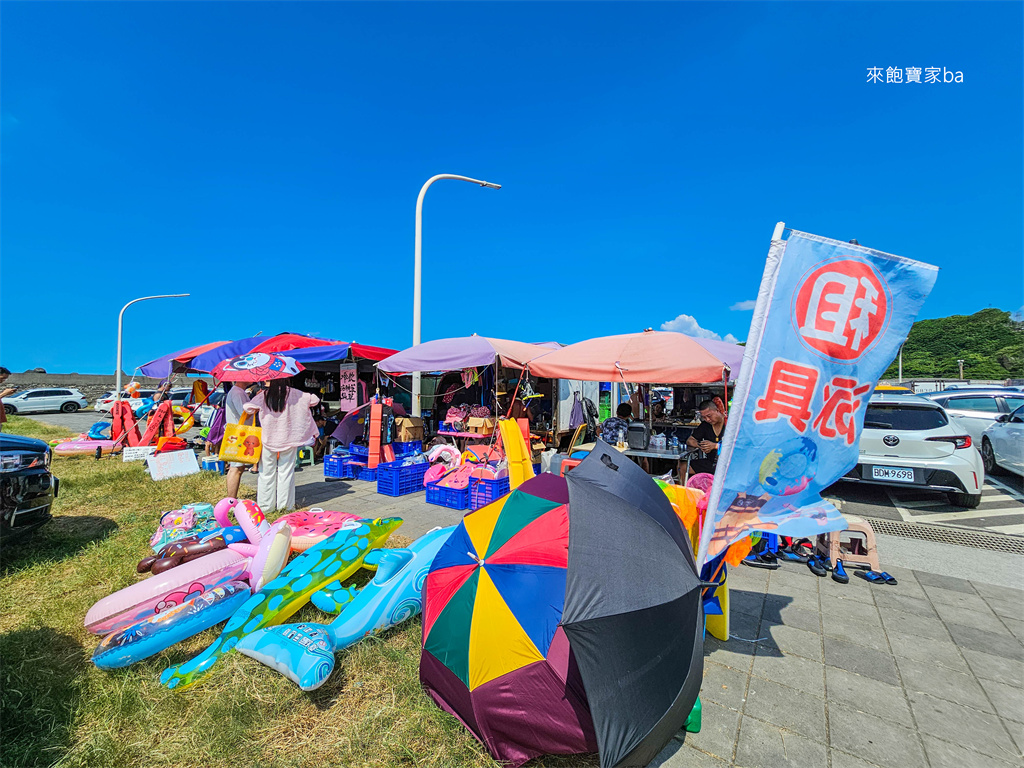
[122,446,157,462]
[339,363,359,411]
[147,449,201,481]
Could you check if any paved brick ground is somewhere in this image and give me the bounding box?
[653,560,1024,768]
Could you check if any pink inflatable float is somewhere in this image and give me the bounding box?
[84,498,291,635]
[274,508,363,552]
[54,439,117,456]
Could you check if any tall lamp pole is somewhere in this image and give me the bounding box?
[957,358,965,380]
[115,294,189,399]
[412,174,500,417]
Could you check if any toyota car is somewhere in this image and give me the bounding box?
[842,392,984,508]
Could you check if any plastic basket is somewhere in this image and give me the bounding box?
[469,476,511,510]
[348,442,369,458]
[533,463,542,475]
[391,440,423,458]
[377,460,430,497]
[324,454,346,479]
[425,480,470,510]
[357,466,378,482]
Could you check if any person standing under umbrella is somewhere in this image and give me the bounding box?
[243,379,319,513]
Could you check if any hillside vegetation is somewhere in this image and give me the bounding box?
[884,308,1024,380]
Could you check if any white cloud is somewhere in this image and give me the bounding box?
[661,313,741,344]
[730,299,757,311]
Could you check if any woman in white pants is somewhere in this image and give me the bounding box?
[244,379,319,513]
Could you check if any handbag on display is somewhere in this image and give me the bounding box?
[219,412,263,465]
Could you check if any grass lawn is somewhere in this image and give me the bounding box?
[1,416,593,768]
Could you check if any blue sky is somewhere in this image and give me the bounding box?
[3,1,1021,374]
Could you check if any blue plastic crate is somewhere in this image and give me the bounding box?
[349,442,369,458]
[469,476,511,510]
[357,465,378,482]
[377,460,430,497]
[392,440,423,458]
[324,454,346,479]
[533,463,541,475]
[425,480,470,510]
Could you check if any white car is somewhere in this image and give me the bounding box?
[841,393,984,508]
[981,405,1024,478]
[3,388,90,415]
[93,390,157,414]
[920,389,1024,446]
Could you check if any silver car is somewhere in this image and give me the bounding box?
[920,389,1024,446]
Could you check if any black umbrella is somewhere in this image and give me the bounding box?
[562,441,705,767]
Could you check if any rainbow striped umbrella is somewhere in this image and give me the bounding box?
[420,444,704,768]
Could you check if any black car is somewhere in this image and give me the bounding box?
[0,433,59,538]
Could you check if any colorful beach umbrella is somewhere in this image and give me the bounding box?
[378,335,551,373]
[420,443,704,768]
[211,353,304,382]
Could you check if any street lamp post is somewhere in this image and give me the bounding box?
[957,358,965,380]
[115,294,190,399]
[411,174,500,417]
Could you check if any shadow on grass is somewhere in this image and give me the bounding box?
[1,515,117,578]
[0,627,88,768]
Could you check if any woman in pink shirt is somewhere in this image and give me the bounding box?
[244,380,319,513]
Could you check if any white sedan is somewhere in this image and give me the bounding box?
[841,393,985,508]
[981,405,1024,478]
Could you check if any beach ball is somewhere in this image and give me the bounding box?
[757,436,818,497]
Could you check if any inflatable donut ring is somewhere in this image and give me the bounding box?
[275,508,364,552]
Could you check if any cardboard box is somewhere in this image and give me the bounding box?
[395,417,424,442]
[467,417,496,435]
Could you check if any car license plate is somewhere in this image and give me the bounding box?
[872,466,914,482]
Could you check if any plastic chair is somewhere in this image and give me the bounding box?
[566,424,586,455]
[559,458,582,477]
[815,515,880,571]
[295,446,314,468]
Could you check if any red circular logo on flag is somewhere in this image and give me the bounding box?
[792,259,890,362]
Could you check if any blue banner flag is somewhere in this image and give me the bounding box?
[696,228,938,565]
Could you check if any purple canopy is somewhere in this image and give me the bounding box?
[691,337,745,376]
[378,336,550,373]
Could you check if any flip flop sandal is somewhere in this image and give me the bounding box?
[806,557,827,577]
[832,559,850,584]
[856,570,886,584]
[880,572,898,585]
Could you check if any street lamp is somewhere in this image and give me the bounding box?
[115,294,189,399]
[957,358,965,380]
[411,174,500,416]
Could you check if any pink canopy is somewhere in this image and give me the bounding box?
[525,330,738,383]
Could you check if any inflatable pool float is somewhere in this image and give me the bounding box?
[54,439,117,457]
[85,516,291,635]
[160,517,403,690]
[238,525,456,691]
[172,405,194,435]
[137,525,248,575]
[427,444,460,469]
[274,508,364,552]
[92,580,251,670]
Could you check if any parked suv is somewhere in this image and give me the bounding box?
[3,388,90,415]
[842,393,984,508]
[921,389,1024,446]
[0,433,59,537]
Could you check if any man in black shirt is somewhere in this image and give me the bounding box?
[686,399,726,476]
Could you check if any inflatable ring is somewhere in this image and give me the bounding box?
[54,439,116,456]
[427,444,461,469]
[275,508,364,552]
[172,405,194,436]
